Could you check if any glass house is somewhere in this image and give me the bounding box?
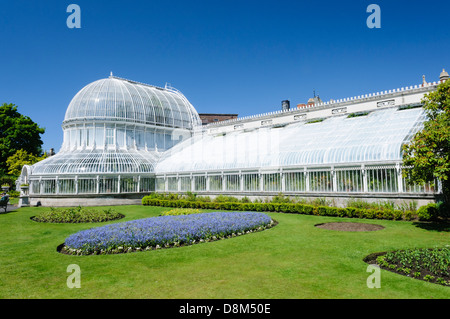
[19,73,444,206]
[154,107,436,196]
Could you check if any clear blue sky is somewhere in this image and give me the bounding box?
[1,0,449,152]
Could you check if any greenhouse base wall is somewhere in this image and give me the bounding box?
[29,193,151,207]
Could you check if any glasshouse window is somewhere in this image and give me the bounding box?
[285,172,306,192]
[225,175,240,192]
[336,169,363,193]
[209,175,223,192]
[243,173,259,192]
[78,178,97,194]
[194,176,207,191]
[309,171,332,193]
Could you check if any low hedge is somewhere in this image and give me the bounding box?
[142,197,418,221]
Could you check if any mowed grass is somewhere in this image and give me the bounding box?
[0,205,449,299]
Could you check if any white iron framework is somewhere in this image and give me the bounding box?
[19,73,445,206]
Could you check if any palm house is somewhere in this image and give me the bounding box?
[19,74,201,205]
[18,70,448,207]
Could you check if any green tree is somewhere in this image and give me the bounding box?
[402,80,450,205]
[6,149,47,177]
[0,103,45,175]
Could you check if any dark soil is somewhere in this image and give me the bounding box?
[315,222,384,232]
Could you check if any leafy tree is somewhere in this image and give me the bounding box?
[6,149,48,177]
[402,80,450,206]
[0,103,45,175]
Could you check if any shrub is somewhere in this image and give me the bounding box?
[213,195,239,203]
[403,210,415,221]
[310,197,331,207]
[240,196,251,203]
[7,190,20,198]
[417,204,438,221]
[271,193,292,204]
[393,210,403,220]
[345,207,357,218]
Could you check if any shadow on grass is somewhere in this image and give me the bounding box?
[412,221,450,232]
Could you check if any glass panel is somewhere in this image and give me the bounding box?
[95,126,104,147]
[209,175,222,192]
[263,173,281,192]
[120,176,138,193]
[367,168,398,193]
[99,177,118,193]
[309,171,332,192]
[243,173,259,192]
[78,178,96,194]
[31,180,40,194]
[168,177,178,191]
[402,174,435,193]
[59,179,76,194]
[140,177,155,192]
[336,169,363,192]
[285,172,306,192]
[156,178,165,191]
[42,179,56,194]
[194,176,207,191]
[180,177,191,192]
[225,175,240,192]
[106,128,114,145]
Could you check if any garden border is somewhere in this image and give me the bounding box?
[142,197,419,221]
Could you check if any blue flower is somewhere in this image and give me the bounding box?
[64,212,273,254]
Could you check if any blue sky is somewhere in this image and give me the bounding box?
[1,0,449,152]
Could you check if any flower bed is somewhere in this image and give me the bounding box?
[61,212,275,255]
[32,206,124,223]
[365,247,450,286]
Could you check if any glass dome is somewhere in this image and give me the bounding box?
[23,75,202,197]
[64,75,201,129]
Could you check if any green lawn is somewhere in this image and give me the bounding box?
[0,205,449,299]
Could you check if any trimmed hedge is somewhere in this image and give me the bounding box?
[142,197,417,221]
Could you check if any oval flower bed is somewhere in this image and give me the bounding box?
[32,207,124,223]
[60,212,275,255]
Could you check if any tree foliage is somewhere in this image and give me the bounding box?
[6,149,47,177]
[0,103,45,175]
[402,80,450,204]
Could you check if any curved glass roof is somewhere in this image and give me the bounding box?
[64,76,201,129]
[155,107,426,173]
[31,150,159,175]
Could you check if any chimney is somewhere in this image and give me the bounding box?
[440,68,449,82]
